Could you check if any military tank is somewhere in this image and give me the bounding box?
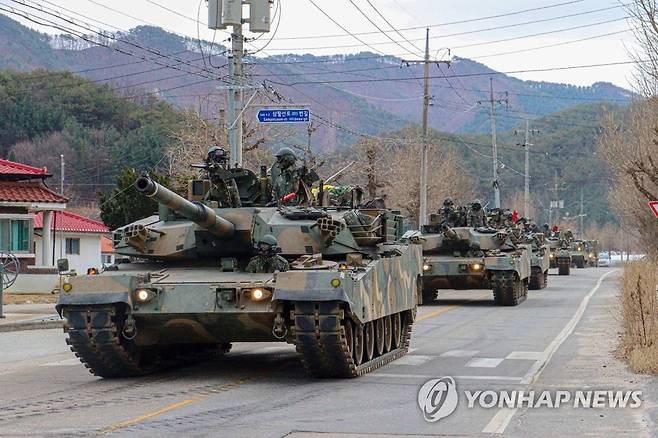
[56,171,421,378]
[416,217,531,306]
[585,240,600,267]
[570,239,587,269]
[547,237,571,275]
[526,232,550,290]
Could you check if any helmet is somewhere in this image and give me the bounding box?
[443,197,454,207]
[275,147,296,159]
[472,199,482,208]
[207,146,228,161]
[258,234,278,247]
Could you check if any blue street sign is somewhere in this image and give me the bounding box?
[257,108,310,123]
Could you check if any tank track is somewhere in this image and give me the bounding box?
[529,267,547,290]
[62,305,220,378]
[292,301,413,377]
[558,259,570,275]
[491,271,527,306]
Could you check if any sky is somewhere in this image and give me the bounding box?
[3,0,639,89]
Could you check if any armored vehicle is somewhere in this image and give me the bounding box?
[585,240,600,267]
[547,237,571,275]
[570,240,587,268]
[416,218,531,306]
[526,232,549,290]
[56,171,421,379]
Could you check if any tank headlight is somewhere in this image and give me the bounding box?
[471,263,482,271]
[549,253,555,259]
[134,288,155,303]
[422,264,431,272]
[577,246,582,251]
[247,288,271,302]
[330,278,341,288]
[589,253,595,258]
[62,282,72,292]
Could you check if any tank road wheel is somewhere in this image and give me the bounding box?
[558,260,570,275]
[343,319,354,361]
[374,318,385,356]
[391,313,402,349]
[383,316,392,353]
[353,323,364,366]
[364,322,375,362]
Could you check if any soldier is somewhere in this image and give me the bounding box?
[204,146,242,207]
[269,147,319,205]
[466,199,487,227]
[245,235,290,273]
[541,223,551,237]
[437,197,458,226]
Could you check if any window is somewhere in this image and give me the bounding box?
[66,238,80,255]
[0,219,30,252]
[102,254,112,264]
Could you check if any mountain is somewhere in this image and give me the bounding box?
[0,15,634,152]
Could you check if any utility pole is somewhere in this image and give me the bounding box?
[579,188,584,236]
[208,0,272,168]
[478,79,508,208]
[548,169,563,226]
[401,28,450,226]
[60,154,64,195]
[514,120,539,218]
[306,122,317,167]
[227,25,244,168]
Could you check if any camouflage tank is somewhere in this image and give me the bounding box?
[547,236,572,275]
[415,216,531,306]
[570,239,587,268]
[526,232,550,290]
[56,170,421,379]
[585,240,600,267]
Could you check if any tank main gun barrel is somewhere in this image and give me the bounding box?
[135,176,235,238]
[441,224,459,240]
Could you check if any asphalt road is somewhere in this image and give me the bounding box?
[0,267,655,437]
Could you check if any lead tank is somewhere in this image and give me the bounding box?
[56,171,421,378]
[416,220,531,306]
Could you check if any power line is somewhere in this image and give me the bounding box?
[364,0,424,54]
[273,0,588,40]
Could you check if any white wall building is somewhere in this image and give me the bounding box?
[34,211,110,274]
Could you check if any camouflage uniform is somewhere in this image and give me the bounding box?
[204,147,241,208]
[269,147,318,206]
[466,199,486,227]
[437,197,460,226]
[245,235,290,273]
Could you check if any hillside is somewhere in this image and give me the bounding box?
[0,14,633,151]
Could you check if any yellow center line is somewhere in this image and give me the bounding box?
[98,376,257,435]
[417,293,491,321]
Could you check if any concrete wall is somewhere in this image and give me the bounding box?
[5,273,59,294]
[35,232,104,273]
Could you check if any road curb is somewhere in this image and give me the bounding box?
[0,319,63,333]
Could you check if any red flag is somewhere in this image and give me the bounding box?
[512,210,518,223]
[282,192,297,202]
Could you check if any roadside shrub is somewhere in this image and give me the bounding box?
[618,259,658,374]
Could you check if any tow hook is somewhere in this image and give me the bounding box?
[272,312,287,340]
[122,314,137,340]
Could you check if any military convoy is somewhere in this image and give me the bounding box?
[56,150,422,379]
[55,139,604,380]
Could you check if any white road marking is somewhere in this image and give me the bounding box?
[368,373,523,382]
[482,408,517,434]
[40,358,81,367]
[506,351,544,361]
[465,358,504,368]
[392,355,434,366]
[481,269,618,435]
[440,349,479,358]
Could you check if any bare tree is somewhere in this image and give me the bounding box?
[626,0,658,96]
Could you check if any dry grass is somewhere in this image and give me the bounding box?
[2,293,58,305]
[618,259,658,374]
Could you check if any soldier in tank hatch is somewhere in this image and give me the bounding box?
[245,234,290,273]
[203,146,242,208]
[269,147,319,206]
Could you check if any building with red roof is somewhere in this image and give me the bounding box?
[0,159,67,273]
[33,211,111,273]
